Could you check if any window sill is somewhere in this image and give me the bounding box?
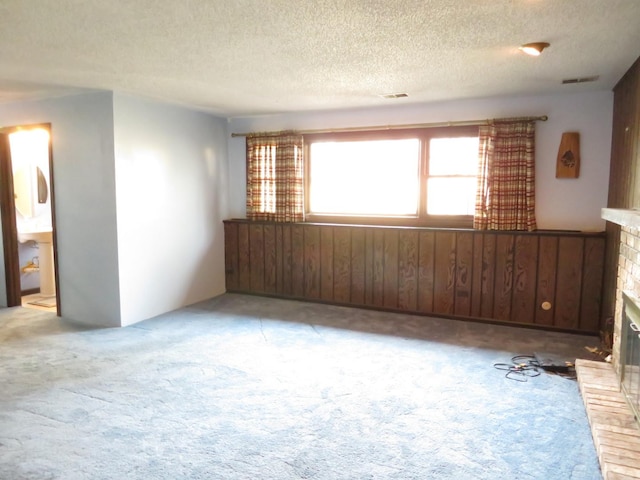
[304,214,473,229]
[224,218,604,237]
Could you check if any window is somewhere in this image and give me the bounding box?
[305,126,479,227]
[426,135,479,216]
[309,138,420,216]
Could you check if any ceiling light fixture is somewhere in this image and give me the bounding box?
[519,42,550,56]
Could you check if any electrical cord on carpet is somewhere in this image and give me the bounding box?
[494,355,541,382]
[493,355,576,382]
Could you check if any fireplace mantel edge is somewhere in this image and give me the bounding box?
[602,208,640,229]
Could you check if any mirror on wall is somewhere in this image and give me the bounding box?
[37,167,48,204]
[9,128,51,219]
[13,165,48,218]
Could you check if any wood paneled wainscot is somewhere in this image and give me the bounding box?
[224,220,606,333]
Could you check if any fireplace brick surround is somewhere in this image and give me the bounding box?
[602,208,640,376]
[575,208,640,479]
[586,53,640,480]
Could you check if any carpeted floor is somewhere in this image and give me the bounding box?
[0,293,602,479]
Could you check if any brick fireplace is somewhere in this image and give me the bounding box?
[602,208,640,377]
[574,208,640,478]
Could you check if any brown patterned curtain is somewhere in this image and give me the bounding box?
[474,118,537,231]
[246,132,304,222]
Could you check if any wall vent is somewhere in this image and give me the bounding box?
[379,93,408,99]
[562,76,600,85]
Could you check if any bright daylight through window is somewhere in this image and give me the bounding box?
[427,136,479,215]
[309,139,420,216]
[306,126,479,226]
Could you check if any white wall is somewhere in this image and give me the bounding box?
[113,94,228,326]
[227,90,613,231]
[0,92,122,326]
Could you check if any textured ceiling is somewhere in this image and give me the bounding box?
[0,0,639,117]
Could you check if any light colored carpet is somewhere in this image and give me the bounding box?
[0,294,602,479]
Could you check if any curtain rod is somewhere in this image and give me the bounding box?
[230,115,548,137]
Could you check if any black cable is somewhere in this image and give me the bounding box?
[493,355,541,382]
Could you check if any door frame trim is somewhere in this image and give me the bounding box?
[0,131,21,306]
[0,123,60,314]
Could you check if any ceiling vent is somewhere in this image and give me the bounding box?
[380,93,408,99]
[562,76,600,85]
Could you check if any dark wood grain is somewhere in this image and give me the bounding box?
[480,233,496,319]
[470,234,484,317]
[398,230,419,311]
[511,235,538,324]
[237,223,251,291]
[493,234,514,321]
[223,220,606,333]
[304,225,321,299]
[320,226,334,301]
[372,229,385,307]
[383,229,399,309]
[263,224,277,294]
[434,231,456,315]
[282,224,292,295]
[223,222,239,291]
[455,232,473,316]
[249,224,265,292]
[364,228,375,304]
[535,236,558,326]
[555,237,585,329]
[275,225,284,294]
[350,228,366,304]
[417,231,435,313]
[291,225,305,297]
[580,237,605,332]
[333,227,352,303]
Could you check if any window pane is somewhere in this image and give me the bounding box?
[429,137,479,176]
[427,177,476,215]
[309,139,419,215]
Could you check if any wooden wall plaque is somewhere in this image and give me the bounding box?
[556,132,580,178]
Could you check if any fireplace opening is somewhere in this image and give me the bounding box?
[621,291,640,426]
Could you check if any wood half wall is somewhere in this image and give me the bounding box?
[224,220,605,334]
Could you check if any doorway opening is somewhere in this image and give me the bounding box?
[0,124,59,315]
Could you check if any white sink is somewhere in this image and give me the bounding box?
[18,229,52,244]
